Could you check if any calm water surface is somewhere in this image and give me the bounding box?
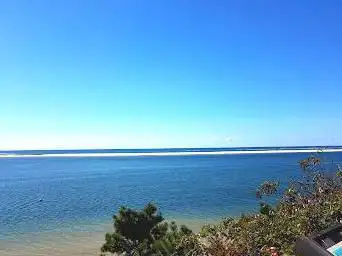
[1,149,342,240]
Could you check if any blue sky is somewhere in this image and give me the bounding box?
[0,0,341,149]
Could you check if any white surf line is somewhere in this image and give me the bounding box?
[1,149,342,158]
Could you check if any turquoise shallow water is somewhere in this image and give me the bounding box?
[1,148,342,240]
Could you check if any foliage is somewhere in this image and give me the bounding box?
[176,154,342,256]
[101,202,192,255]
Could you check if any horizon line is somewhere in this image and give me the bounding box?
[0,145,342,151]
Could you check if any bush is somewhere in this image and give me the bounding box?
[101,202,192,256]
[177,154,342,256]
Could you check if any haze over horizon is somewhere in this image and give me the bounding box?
[1,1,342,149]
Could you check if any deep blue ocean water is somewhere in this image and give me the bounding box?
[1,147,342,240]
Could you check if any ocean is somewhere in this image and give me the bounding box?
[1,147,342,255]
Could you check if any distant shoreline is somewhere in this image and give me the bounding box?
[1,148,342,158]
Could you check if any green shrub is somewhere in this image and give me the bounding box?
[177,154,342,256]
[100,202,192,256]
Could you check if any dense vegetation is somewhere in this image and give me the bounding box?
[100,202,192,255]
[102,154,342,255]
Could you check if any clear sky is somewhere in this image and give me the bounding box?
[0,0,341,149]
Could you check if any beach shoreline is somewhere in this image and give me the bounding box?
[1,148,341,158]
[0,218,211,256]
[0,228,107,256]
